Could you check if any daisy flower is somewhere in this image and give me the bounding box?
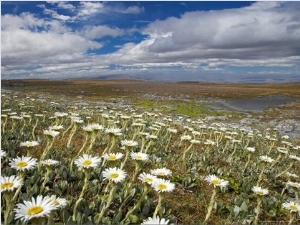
[150,168,172,177]
[49,125,64,130]
[138,172,158,185]
[105,128,122,136]
[102,153,124,161]
[20,141,39,148]
[289,155,300,162]
[285,172,299,178]
[74,154,101,170]
[245,147,255,152]
[43,129,60,138]
[142,216,170,225]
[252,186,269,196]
[9,156,37,171]
[82,125,94,132]
[45,195,68,209]
[259,155,274,163]
[287,181,300,189]
[205,175,228,189]
[121,139,138,147]
[180,135,192,141]
[90,123,103,131]
[102,167,127,183]
[41,159,60,167]
[130,152,149,161]
[282,201,300,213]
[0,149,7,158]
[1,175,23,192]
[14,195,57,222]
[151,178,175,193]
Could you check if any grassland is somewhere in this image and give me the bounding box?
[1,79,300,224]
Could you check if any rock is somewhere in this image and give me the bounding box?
[275,119,300,138]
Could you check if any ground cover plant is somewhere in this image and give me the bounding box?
[1,84,300,225]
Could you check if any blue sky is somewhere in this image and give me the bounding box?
[1,1,300,83]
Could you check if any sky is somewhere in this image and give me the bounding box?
[1,1,300,83]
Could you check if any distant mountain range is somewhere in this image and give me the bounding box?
[93,74,154,81]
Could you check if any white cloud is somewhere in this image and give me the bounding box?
[82,25,125,39]
[2,2,300,82]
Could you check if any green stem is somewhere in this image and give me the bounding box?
[243,154,251,172]
[72,170,90,221]
[253,197,262,225]
[256,165,266,186]
[276,162,293,178]
[3,192,15,225]
[153,193,163,218]
[204,188,217,223]
[122,184,149,223]
[96,184,117,223]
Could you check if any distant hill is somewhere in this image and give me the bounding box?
[93,74,153,81]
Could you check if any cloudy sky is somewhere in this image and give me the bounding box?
[2,1,300,83]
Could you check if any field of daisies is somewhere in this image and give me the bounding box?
[1,89,300,225]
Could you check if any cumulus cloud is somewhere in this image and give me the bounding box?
[130,1,300,66]
[82,25,125,39]
[1,1,300,82]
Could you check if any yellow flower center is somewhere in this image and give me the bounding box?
[257,190,264,195]
[110,173,119,179]
[158,184,167,190]
[136,155,143,159]
[82,160,92,166]
[212,179,221,185]
[2,182,13,189]
[17,161,28,167]
[108,155,116,160]
[289,205,297,210]
[27,206,43,215]
[145,178,153,183]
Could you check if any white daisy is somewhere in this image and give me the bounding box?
[102,153,124,161]
[289,155,300,161]
[121,139,138,147]
[142,216,170,225]
[150,168,172,177]
[14,195,57,222]
[0,149,7,158]
[245,147,255,152]
[252,186,269,196]
[259,155,274,163]
[282,201,300,213]
[205,175,229,189]
[287,181,300,189]
[41,159,60,167]
[130,152,149,161]
[90,123,103,131]
[285,172,299,178]
[74,154,101,170]
[180,135,192,141]
[9,156,37,171]
[82,124,94,132]
[1,175,23,192]
[43,129,60,138]
[45,195,68,209]
[105,128,122,136]
[20,141,39,148]
[138,172,158,185]
[102,167,127,183]
[151,178,175,193]
[49,125,64,130]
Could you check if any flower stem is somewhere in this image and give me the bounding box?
[96,184,117,223]
[204,188,217,223]
[253,197,262,225]
[122,184,148,223]
[153,193,163,218]
[276,162,293,178]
